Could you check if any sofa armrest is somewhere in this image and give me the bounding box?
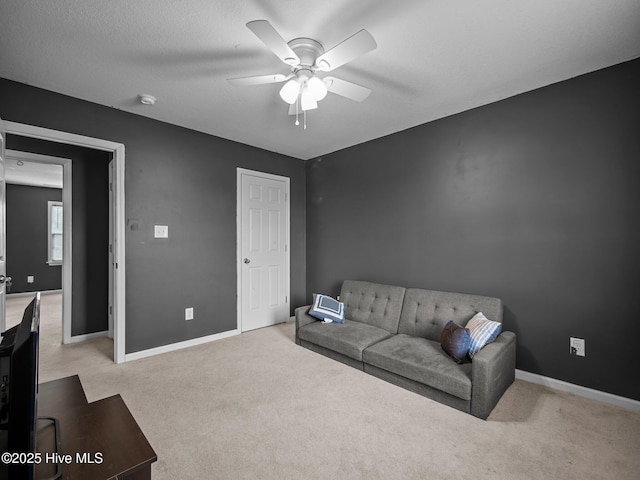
[295,305,315,344]
[470,331,516,419]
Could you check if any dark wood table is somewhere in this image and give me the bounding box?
[35,375,157,480]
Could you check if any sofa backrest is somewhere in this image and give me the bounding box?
[340,281,406,334]
[398,288,503,341]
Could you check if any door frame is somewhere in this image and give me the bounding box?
[5,121,127,364]
[236,168,290,332]
[4,150,72,344]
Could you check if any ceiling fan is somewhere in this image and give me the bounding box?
[227,20,377,128]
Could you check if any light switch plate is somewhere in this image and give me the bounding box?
[154,225,168,238]
[570,337,585,357]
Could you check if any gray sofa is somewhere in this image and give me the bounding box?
[295,280,516,419]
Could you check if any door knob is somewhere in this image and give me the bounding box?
[243,258,251,264]
[0,275,11,284]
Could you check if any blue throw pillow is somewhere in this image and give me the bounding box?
[466,312,502,358]
[309,294,346,324]
[440,320,471,364]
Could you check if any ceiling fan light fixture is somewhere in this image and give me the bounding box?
[300,86,318,111]
[307,76,328,101]
[230,20,377,127]
[279,79,300,104]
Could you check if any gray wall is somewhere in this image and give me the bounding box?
[3,57,638,400]
[6,184,62,293]
[306,59,640,401]
[6,137,111,336]
[0,78,306,353]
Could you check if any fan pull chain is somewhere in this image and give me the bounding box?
[295,96,300,126]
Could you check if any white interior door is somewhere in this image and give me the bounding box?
[238,169,290,332]
[0,118,6,333]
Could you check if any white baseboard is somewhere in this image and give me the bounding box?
[516,369,640,413]
[68,330,109,343]
[124,328,241,362]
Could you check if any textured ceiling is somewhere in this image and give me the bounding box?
[1,0,639,160]
[4,153,63,188]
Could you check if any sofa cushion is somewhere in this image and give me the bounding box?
[298,320,393,362]
[339,281,406,334]
[363,334,472,400]
[308,293,346,323]
[398,288,503,342]
[440,321,471,364]
[466,312,502,358]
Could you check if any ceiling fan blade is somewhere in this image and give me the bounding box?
[227,73,292,86]
[315,30,376,72]
[324,76,372,102]
[246,20,300,66]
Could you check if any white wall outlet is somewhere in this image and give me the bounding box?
[27,275,34,284]
[154,225,168,238]
[185,307,194,321]
[570,337,585,357]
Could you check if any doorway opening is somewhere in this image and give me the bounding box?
[4,151,67,346]
[4,121,126,363]
[5,149,66,343]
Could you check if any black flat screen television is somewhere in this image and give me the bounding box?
[0,292,41,480]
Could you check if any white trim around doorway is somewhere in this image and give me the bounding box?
[5,121,127,364]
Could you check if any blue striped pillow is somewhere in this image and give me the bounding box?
[466,312,502,358]
[309,294,346,324]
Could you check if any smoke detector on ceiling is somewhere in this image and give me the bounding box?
[138,94,157,105]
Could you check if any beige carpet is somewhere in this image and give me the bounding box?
[7,293,640,480]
